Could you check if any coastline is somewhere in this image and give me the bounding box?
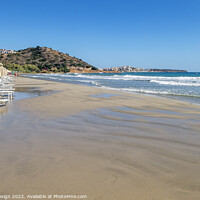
[23,72,200,106]
[0,76,200,200]
[14,76,200,118]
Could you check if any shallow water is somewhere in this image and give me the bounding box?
[91,93,119,98]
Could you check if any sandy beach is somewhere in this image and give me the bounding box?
[0,76,200,200]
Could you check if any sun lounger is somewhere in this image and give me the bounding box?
[0,75,14,107]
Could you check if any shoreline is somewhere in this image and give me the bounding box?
[0,76,200,199]
[13,76,200,118]
[21,72,200,106]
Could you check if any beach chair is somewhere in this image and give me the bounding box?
[0,98,9,107]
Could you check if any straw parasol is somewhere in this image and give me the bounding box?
[0,63,7,77]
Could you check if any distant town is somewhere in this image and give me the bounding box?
[101,66,187,73]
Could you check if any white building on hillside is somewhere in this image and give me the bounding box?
[0,49,16,54]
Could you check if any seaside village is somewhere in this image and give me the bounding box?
[0,63,14,107]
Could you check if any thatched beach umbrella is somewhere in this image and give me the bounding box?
[0,63,7,77]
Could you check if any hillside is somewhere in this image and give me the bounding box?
[0,46,98,73]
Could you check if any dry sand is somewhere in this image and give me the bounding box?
[0,76,200,200]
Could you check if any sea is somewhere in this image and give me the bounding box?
[24,72,200,105]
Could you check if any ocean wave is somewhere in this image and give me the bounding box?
[78,80,100,86]
[98,86,200,98]
[26,74,200,87]
[73,74,200,82]
[150,80,200,86]
[27,73,200,83]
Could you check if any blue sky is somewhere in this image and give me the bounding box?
[0,0,199,71]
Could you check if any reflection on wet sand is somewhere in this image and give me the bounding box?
[0,87,52,117]
[0,104,8,117]
[14,87,53,101]
[1,104,200,200]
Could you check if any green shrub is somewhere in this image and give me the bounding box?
[91,66,98,70]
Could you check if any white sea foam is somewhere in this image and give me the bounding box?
[27,73,200,86]
[29,73,200,82]
[78,80,100,86]
[97,85,200,98]
[68,74,200,85]
[150,80,200,86]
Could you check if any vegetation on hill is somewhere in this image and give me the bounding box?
[0,46,98,73]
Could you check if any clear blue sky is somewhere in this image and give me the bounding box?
[0,0,199,71]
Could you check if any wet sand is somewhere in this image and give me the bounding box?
[0,76,200,200]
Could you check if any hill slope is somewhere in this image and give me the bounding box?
[0,46,98,73]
